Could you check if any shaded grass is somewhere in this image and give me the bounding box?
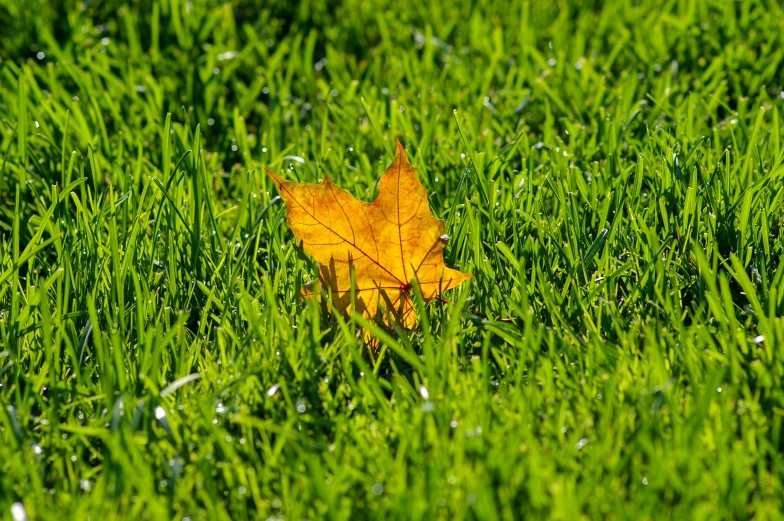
[1,0,784,519]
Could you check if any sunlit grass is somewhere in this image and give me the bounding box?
[1,0,784,519]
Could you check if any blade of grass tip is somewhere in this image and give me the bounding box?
[60,110,71,186]
[360,97,391,157]
[17,68,27,178]
[191,124,202,280]
[76,317,92,370]
[727,149,784,213]
[151,0,160,62]
[445,161,470,232]
[39,272,54,389]
[583,228,609,267]
[349,259,357,338]
[85,290,112,404]
[10,187,20,351]
[742,106,765,182]
[150,175,193,236]
[4,405,24,447]
[107,193,126,335]
[453,109,489,204]
[0,234,62,287]
[351,313,426,374]
[110,395,124,433]
[340,334,392,415]
[58,178,88,203]
[410,279,435,374]
[319,106,329,164]
[162,112,172,182]
[1,122,19,175]
[160,373,202,397]
[87,144,99,192]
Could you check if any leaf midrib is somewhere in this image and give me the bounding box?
[279,181,405,286]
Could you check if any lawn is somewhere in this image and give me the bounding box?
[2,0,784,519]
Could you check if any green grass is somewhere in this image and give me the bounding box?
[2,0,784,519]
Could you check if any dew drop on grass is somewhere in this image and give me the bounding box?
[372,484,384,495]
[267,383,281,397]
[10,502,27,521]
[419,384,429,399]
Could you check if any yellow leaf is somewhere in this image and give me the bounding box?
[266,138,472,335]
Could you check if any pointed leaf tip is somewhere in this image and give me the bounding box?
[394,137,409,165]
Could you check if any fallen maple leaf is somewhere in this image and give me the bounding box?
[266,138,472,334]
